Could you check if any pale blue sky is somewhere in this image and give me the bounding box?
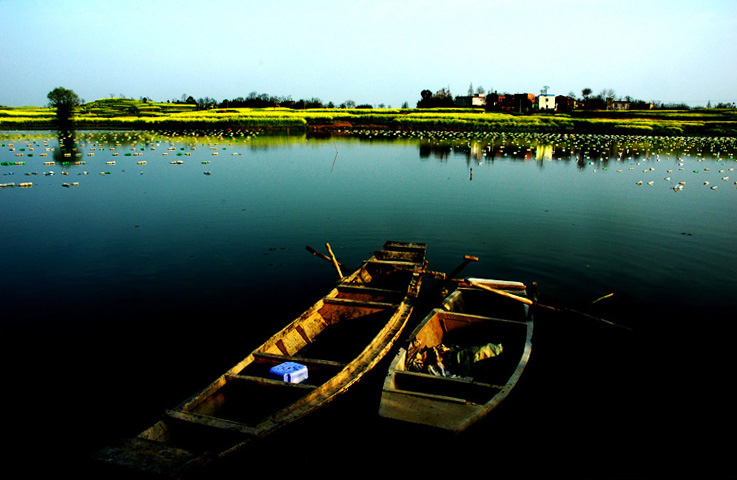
[1,0,735,107]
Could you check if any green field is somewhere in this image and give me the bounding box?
[2,98,736,136]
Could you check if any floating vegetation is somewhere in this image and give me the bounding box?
[1,129,735,194]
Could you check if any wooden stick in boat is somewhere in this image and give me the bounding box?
[409,255,480,280]
[591,293,614,304]
[325,243,343,279]
[465,279,631,331]
[436,255,480,291]
[447,255,479,280]
[465,279,533,305]
[306,245,334,264]
[410,269,446,279]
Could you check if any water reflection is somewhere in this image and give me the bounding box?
[409,131,737,173]
[536,144,553,161]
[3,128,735,480]
[53,128,79,163]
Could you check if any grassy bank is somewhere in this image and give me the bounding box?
[2,98,736,136]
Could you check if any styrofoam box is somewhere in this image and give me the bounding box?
[269,361,309,383]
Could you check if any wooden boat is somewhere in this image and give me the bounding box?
[378,277,533,433]
[95,241,427,477]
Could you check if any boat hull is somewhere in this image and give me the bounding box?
[95,241,427,476]
[379,278,533,433]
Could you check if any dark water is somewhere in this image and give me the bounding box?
[2,130,735,478]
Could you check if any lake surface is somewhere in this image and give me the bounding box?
[2,129,735,478]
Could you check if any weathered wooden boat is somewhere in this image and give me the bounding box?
[378,277,533,433]
[95,241,427,477]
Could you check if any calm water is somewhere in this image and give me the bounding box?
[2,130,736,478]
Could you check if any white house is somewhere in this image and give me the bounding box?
[455,93,486,108]
[538,94,556,110]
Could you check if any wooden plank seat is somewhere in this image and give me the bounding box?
[334,284,405,303]
[164,409,261,436]
[164,353,351,430]
[366,258,422,268]
[390,369,503,405]
[335,284,403,295]
[235,352,346,386]
[322,297,397,309]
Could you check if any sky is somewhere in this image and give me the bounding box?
[1,0,736,108]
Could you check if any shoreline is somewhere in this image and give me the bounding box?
[2,106,737,137]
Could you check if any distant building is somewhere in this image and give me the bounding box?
[555,95,578,112]
[513,93,536,113]
[538,94,556,110]
[484,93,508,111]
[485,93,535,112]
[607,99,630,110]
[455,93,486,108]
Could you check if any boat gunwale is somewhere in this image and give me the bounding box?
[379,278,534,433]
[100,241,428,475]
[173,273,418,417]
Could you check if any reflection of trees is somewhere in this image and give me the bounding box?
[419,142,451,161]
[47,87,82,165]
[53,128,78,164]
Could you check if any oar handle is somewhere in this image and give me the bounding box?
[468,279,631,331]
[466,279,534,305]
[306,245,333,263]
[325,243,343,278]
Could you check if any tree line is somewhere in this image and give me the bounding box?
[416,84,736,110]
[42,86,734,120]
[164,92,381,110]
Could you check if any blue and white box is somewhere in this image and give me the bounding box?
[269,361,309,383]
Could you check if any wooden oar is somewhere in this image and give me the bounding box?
[446,255,479,280]
[591,293,614,304]
[409,255,479,280]
[306,244,345,279]
[427,255,480,297]
[306,245,334,264]
[464,279,533,305]
[465,279,631,331]
[325,243,343,279]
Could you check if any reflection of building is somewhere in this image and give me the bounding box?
[455,94,486,108]
[538,94,556,110]
[536,144,553,160]
[470,142,484,159]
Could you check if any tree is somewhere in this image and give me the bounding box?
[581,87,592,99]
[417,88,455,108]
[47,87,81,123]
[304,97,323,108]
[601,89,616,100]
